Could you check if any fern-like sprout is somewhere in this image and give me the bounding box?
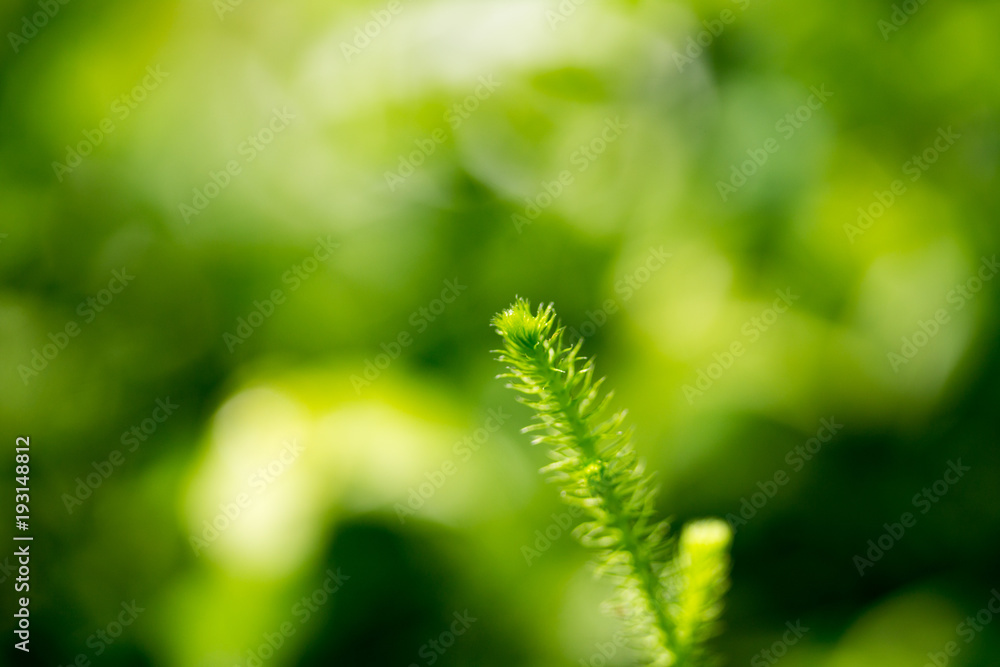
[492,298,732,666]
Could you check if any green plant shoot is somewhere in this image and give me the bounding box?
[492,298,732,666]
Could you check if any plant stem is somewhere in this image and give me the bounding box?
[532,341,599,458]
[531,339,675,659]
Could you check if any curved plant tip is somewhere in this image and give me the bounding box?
[492,298,732,667]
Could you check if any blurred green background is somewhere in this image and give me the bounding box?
[2,0,999,665]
